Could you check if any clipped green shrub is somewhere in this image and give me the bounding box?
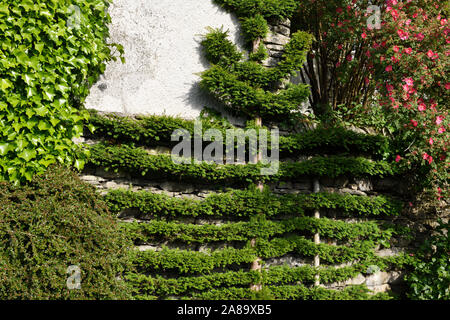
[0,166,133,300]
[87,109,394,159]
[0,0,121,183]
[240,14,269,43]
[200,29,313,119]
[213,0,299,22]
[88,143,400,186]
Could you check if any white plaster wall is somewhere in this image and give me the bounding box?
[85,0,244,120]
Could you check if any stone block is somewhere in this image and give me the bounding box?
[354,178,373,192]
[339,188,367,196]
[264,33,290,46]
[270,25,290,37]
[265,43,285,52]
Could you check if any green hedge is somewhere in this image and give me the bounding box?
[126,252,417,299]
[130,247,256,274]
[130,237,380,275]
[199,29,313,119]
[213,0,300,21]
[254,236,378,265]
[126,265,364,298]
[105,188,403,219]
[0,166,133,299]
[122,216,389,244]
[87,110,392,159]
[88,143,399,185]
[184,284,392,300]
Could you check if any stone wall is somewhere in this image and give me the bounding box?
[79,2,447,298]
[79,153,431,295]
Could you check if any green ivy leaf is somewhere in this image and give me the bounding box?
[0,143,11,156]
[0,79,13,91]
[18,148,37,162]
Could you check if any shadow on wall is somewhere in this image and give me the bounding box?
[84,0,246,121]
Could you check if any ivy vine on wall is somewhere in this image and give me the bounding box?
[0,0,123,183]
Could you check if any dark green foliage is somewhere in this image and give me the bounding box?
[88,143,400,185]
[200,27,243,66]
[213,0,299,22]
[105,188,402,219]
[183,284,392,300]
[126,269,261,299]
[0,166,133,299]
[199,30,313,119]
[129,240,370,275]
[240,14,269,43]
[131,247,256,274]
[279,126,391,159]
[249,42,269,62]
[266,284,392,300]
[121,216,388,245]
[87,110,394,159]
[125,254,416,299]
[126,265,362,298]
[0,0,121,183]
[406,220,450,300]
[200,64,311,118]
[254,236,377,265]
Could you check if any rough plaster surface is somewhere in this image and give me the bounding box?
[85,0,244,119]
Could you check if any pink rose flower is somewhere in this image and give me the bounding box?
[415,33,424,41]
[397,29,409,40]
[403,77,414,86]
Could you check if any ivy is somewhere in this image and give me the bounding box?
[0,0,122,184]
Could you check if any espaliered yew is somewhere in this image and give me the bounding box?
[82,0,414,300]
[88,143,399,185]
[199,28,313,119]
[106,188,403,219]
[87,110,393,159]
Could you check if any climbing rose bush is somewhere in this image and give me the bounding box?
[296,0,448,199]
[369,0,449,200]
